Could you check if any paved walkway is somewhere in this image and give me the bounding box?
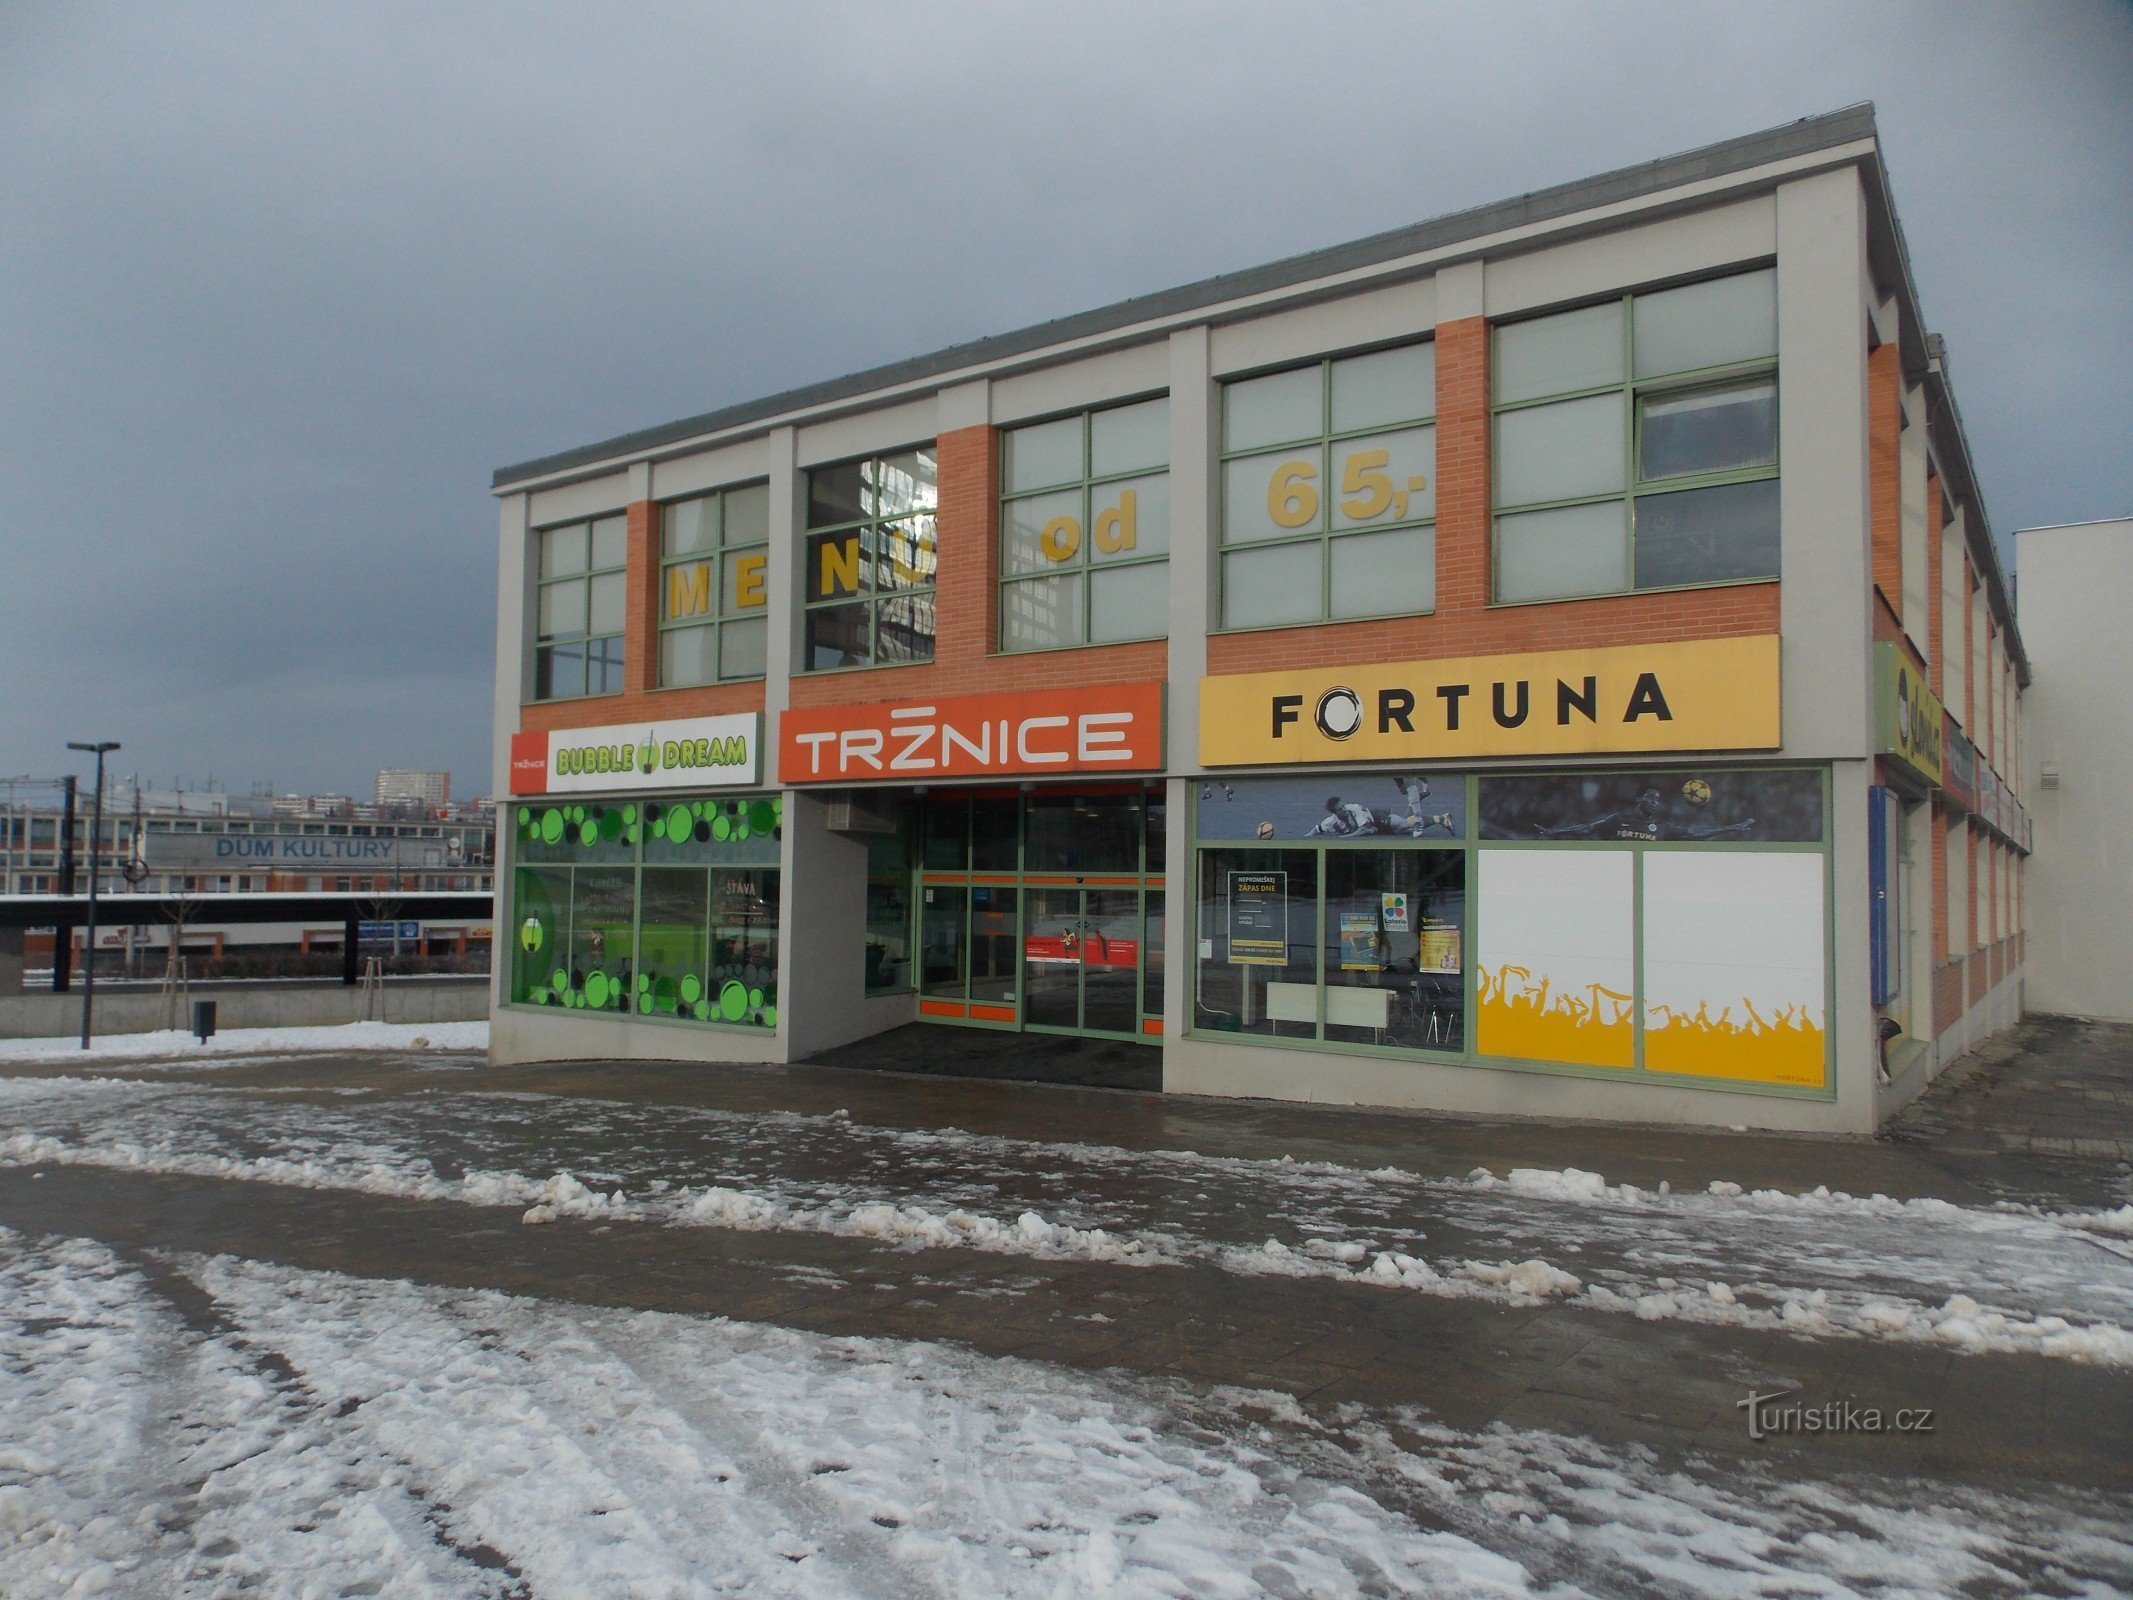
[3,1013,2130,1505]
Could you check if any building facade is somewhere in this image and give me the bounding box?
[489,107,2029,1132]
[2016,517,2127,1023]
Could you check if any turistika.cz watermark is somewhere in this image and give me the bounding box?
[1738,1389,1937,1440]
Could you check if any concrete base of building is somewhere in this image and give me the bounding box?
[0,976,491,1041]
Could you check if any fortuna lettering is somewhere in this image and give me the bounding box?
[1271,675,1676,738]
[792,708,1139,777]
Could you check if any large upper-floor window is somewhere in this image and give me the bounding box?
[1493,267,1778,604]
[804,449,937,671]
[1000,397,1169,650]
[534,514,626,700]
[660,481,769,684]
[1218,341,1436,630]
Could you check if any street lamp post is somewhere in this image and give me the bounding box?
[66,741,120,1050]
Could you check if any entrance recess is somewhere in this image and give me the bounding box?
[912,786,1165,1047]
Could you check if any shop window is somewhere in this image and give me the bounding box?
[1321,849,1466,1051]
[505,794,782,1027]
[1000,397,1169,650]
[660,482,769,684]
[533,515,627,700]
[1218,341,1436,630]
[865,810,914,993]
[804,450,937,671]
[1024,790,1142,873]
[1193,848,1321,1038]
[1493,268,1778,603]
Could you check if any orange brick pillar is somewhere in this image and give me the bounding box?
[1924,471,1943,696]
[625,499,660,695]
[1433,316,1491,615]
[930,424,1001,677]
[1868,341,1901,610]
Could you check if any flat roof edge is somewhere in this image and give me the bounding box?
[492,105,1878,491]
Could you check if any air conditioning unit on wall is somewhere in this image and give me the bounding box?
[824,793,895,835]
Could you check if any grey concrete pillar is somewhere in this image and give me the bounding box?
[0,926,23,997]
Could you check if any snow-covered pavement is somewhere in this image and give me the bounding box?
[3,1067,2131,1366]
[5,1225,2126,1600]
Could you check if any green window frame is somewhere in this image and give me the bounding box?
[659,481,770,685]
[998,396,1170,651]
[1217,340,1437,631]
[803,449,938,672]
[533,514,627,701]
[1492,266,1779,605]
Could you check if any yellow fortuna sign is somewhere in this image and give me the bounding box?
[1198,636,1781,765]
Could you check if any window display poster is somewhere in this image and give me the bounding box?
[1642,851,1826,1087]
[1380,891,1411,931]
[1476,849,1636,1069]
[1339,911,1383,971]
[1226,871,1288,964]
[1478,769,1822,842]
[1418,917,1461,972]
[1198,773,1464,841]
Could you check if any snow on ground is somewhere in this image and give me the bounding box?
[5,1070,2131,1367]
[0,1019,487,1065]
[0,1226,1537,1599]
[3,1227,2125,1600]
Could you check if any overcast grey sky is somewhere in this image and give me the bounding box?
[4,1,2128,800]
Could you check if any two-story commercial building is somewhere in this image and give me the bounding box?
[488,105,2029,1133]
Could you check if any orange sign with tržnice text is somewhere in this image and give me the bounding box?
[779,682,1164,784]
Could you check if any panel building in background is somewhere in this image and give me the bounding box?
[487,106,2031,1134]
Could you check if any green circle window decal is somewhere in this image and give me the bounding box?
[539,810,564,843]
[577,820,596,846]
[748,800,776,833]
[551,968,569,994]
[667,810,693,845]
[748,987,765,1008]
[719,980,747,1022]
[762,1004,777,1028]
[623,804,638,824]
[586,971,611,1008]
[679,974,702,1005]
[653,975,677,1012]
[694,1000,711,1020]
[519,917,544,954]
[598,809,623,842]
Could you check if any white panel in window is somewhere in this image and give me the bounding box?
[723,482,769,543]
[589,515,627,570]
[1090,474,1169,561]
[661,498,716,557]
[1330,525,1433,619]
[1498,394,1624,506]
[1001,573,1083,651]
[719,615,767,679]
[1641,851,1825,1087]
[1475,848,1634,1068]
[1222,541,1321,629]
[1638,381,1776,480]
[1633,269,1776,379]
[1330,427,1434,530]
[587,571,626,635]
[1003,416,1084,494]
[537,579,583,636]
[660,624,715,687]
[1223,365,1321,452]
[1224,446,1326,543]
[1495,301,1624,405]
[1330,342,1434,434]
[1089,564,1168,643]
[1495,501,1628,603]
[539,525,587,578]
[1090,398,1169,478]
[1003,488,1081,575]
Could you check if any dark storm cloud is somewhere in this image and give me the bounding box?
[4,1,2128,797]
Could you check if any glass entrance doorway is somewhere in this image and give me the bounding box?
[912,785,1164,1042]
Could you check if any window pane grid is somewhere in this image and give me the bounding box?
[805,452,939,672]
[533,516,626,702]
[998,400,1170,652]
[1217,343,1436,630]
[1491,269,1779,604]
[660,481,770,686]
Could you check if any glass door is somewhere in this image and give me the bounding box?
[1023,886,1082,1029]
[1023,885,1144,1036]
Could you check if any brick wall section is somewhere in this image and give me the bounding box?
[787,423,1165,709]
[1868,341,1901,613]
[1930,803,1949,965]
[624,500,659,696]
[1924,471,1943,697]
[1933,959,1965,1037]
[1205,313,1777,677]
[1967,826,1980,962]
[1968,947,1987,1004]
[1962,553,1976,733]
